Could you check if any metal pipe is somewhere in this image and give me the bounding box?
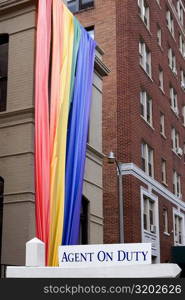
[115,160,124,243]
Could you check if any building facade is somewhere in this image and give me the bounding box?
[0,0,108,276]
[69,0,185,263]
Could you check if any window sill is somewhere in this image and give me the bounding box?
[144,229,157,236]
[139,64,153,82]
[162,181,168,187]
[160,132,167,139]
[140,116,154,130]
[181,84,185,92]
[172,148,182,159]
[169,67,178,78]
[157,44,164,52]
[166,26,176,42]
[159,87,165,95]
[138,14,152,36]
[170,106,179,119]
[156,1,162,9]
[163,232,170,237]
[179,50,185,60]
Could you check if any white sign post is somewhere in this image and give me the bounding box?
[58,243,151,268]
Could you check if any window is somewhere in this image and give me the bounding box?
[0,177,4,277]
[138,0,150,28]
[0,34,9,112]
[159,67,164,91]
[86,26,94,39]
[170,86,178,114]
[168,48,177,74]
[161,159,167,184]
[143,195,156,233]
[157,25,162,47]
[163,209,169,234]
[179,34,185,57]
[67,0,94,13]
[173,171,181,198]
[160,113,165,136]
[174,214,183,245]
[177,1,184,25]
[140,90,152,125]
[166,9,174,37]
[180,69,185,90]
[182,106,185,125]
[139,40,151,76]
[171,128,180,152]
[79,196,89,244]
[141,143,154,177]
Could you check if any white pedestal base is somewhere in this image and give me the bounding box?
[6,263,181,278]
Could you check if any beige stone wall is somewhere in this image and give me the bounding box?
[84,70,104,243]
[0,1,36,265]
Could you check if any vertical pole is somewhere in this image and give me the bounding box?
[116,162,124,243]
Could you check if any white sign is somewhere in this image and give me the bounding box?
[58,243,151,268]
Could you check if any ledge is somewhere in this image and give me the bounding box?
[0,0,35,11]
[94,55,110,77]
[140,115,154,131]
[0,107,34,119]
[86,143,105,159]
[139,64,153,82]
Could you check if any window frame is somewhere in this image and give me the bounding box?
[140,90,153,126]
[171,128,180,152]
[166,9,175,37]
[142,194,157,234]
[139,39,151,76]
[141,142,154,177]
[161,159,167,184]
[173,208,185,245]
[0,34,9,112]
[173,170,181,198]
[170,86,178,114]
[163,208,169,234]
[67,0,94,13]
[138,0,150,29]
[168,48,177,74]
[177,0,184,25]
[159,67,164,91]
[157,25,162,47]
[160,112,165,136]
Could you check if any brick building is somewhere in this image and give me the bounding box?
[68,0,185,263]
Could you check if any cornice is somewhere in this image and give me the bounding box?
[0,0,35,11]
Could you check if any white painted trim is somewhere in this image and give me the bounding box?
[173,207,185,246]
[168,0,185,38]
[140,188,160,263]
[120,163,185,211]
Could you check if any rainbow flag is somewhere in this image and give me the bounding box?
[35,0,96,266]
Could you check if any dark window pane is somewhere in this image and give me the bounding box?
[0,35,8,112]
[0,79,7,111]
[0,178,4,278]
[80,0,94,10]
[79,197,88,244]
[67,0,79,13]
[143,213,147,230]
